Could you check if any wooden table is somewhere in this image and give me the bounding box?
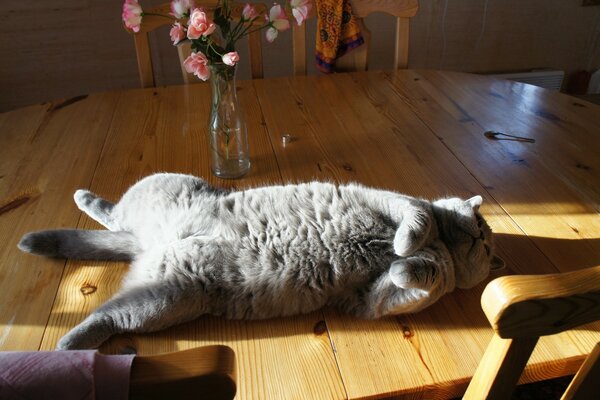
[1,70,599,399]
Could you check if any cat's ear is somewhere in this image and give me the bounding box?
[491,255,505,270]
[466,195,483,211]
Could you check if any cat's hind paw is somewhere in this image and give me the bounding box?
[73,189,116,230]
[56,319,114,350]
[74,189,95,209]
[56,335,96,351]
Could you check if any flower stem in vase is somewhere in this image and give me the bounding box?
[208,63,250,179]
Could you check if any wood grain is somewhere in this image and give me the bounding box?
[130,345,236,400]
[350,0,419,18]
[482,265,600,339]
[252,72,599,399]
[36,82,344,399]
[387,70,600,274]
[0,94,118,350]
[1,70,599,399]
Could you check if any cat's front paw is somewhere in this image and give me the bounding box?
[393,235,419,257]
[389,260,417,289]
[389,257,436,291]
[393,209,432,256]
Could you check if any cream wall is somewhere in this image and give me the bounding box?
[1,0,599,111]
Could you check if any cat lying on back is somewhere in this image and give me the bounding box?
[18,173,504,350]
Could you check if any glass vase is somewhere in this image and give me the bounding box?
[207,63,250,179]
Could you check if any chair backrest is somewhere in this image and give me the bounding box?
[291,0,420,75]
[463,265,600,400]
[129,1,265,87]
[129,345,236,400]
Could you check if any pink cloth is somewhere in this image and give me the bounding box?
[0,351,135,400]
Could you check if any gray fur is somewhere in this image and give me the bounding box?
[17,173,504,350]
[18,230,139,261]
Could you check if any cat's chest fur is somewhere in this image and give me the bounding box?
[120,182,399,271]
[116,181,404,318]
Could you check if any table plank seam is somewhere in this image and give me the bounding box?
[38,92,121,351]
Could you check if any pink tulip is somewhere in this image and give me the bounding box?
[170,0,195,18]
[290,0,311,26]
[187,8,217,39]
[122,0,143,33]
[265,4,290,43]
[169,22,186,45]
[242,4,259,20]
[184,52,211,81]
[222,52,240,66]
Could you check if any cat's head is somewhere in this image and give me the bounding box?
[433,196,505,289]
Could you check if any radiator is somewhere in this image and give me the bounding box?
[489,69,565,91]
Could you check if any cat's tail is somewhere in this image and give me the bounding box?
[18,230,140,261]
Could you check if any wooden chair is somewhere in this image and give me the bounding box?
[129,345,236,400]
[463,265,600,399]
[128,1,266,87]
[292,0,420,75]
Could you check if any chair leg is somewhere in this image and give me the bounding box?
[561,342,600,400]
[463,334,538,400]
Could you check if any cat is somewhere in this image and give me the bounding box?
[18,173,505,350]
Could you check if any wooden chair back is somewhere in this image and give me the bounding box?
[129,345,236,400]
[292,0,420,75]
[463,265,600,399]
[128,1,265,87]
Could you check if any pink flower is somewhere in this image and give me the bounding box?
[170,0,195,18]
[187,8,217,39]
[290,0,311,26]
[183,51,210,81]
[242,3,259,20]
[222,52,240,66]
[169,22,186,45]
[122,0,143,33]
[265,4,290,43]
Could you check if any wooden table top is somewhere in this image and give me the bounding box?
[1,70,599,399]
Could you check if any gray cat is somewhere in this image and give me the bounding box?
[18,173,504,350]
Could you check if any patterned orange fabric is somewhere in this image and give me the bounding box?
[315,0,364,73]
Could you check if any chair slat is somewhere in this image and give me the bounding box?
[394,17,410,69]
[350,0,419,18]
[293,23,307,76]
[249,30,264,79]
[133,33,155,88]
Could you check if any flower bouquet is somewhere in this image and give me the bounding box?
[122,0,312,178]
